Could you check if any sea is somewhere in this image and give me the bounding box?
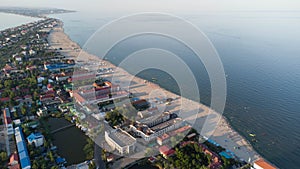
[1,11,299,168]
[0,12,40,31]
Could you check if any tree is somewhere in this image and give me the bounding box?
[83,138,94,160]
[21,105,27,116]
[0,151,7,163]
[4,80,13,88]
[145,147,155,157]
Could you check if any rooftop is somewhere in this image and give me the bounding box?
[151,118,182,132]
[254,159,277,169]
[108,129,136,147]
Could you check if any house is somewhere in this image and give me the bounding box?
[0,97,10,103]
[23,95,33,104]
[26,65,37,71]
[37,76,45,84]
[37,107,48,117]
[47,84,53,91]
[252,159,277,169]
[29,49,36,56]
[9,152,19,167]
[15,56,22,62]
[27,132,44,147]
[159,145,175,159]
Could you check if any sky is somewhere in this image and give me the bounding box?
[1,0,300,14]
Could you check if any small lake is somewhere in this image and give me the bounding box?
[47,118,89,165]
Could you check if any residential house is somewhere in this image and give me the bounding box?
[27,133,44,147]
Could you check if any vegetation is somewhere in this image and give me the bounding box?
[0,151,8,167]
[105,109,125,126]
[83,138,95,160]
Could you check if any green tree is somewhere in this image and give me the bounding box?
[21,105,27,116]
[0,151,8,163]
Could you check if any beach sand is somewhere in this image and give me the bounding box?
[48,22,261,164]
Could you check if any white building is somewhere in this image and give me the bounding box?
[105,129,136,155]
[27,133,44,147]
[130,118,183,142]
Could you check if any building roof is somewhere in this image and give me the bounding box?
[151,118,182,132]
[27,133,44,142]
[254,159,277,169]
[159,145,175,157]
[108,129,136,147]
[9,152,19,163]
[14,127,31,169]
[0,97,10,102]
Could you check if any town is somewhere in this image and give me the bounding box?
[0,13,277,169]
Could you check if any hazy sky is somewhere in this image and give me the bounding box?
[1,0,300,13]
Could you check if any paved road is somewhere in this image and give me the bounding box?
[94,143,106,169]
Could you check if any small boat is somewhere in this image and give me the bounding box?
[249,133,256,137]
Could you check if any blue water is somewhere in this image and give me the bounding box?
[0,12,41,31]
[51,11,300,168]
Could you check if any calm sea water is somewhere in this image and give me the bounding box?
[49,11,299,168]
[0,12,40,31]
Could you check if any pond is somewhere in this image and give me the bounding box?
[47,118,89,165]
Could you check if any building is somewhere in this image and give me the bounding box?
[14,127,31,169]
[27,133,44,147]
[105,129,136,155]
[157,125,191,145]
[159,145,175,159]
[252,159,277,169]
[9,152,20,169]
[36,107,48,117]
[3,108,14,135]
[130,113,183,142]
[73,79,128,106]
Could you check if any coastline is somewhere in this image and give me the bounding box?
[48,19,261,163]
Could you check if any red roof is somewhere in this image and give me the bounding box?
[159,145,175,157]
[0,97,10,102]
[47,84,53,88]
[254,159,277,169]
[24,95,32,99]
[9,152,19,163]
[14,96,22,101]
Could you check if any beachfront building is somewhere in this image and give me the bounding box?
[157,125,192,145]
[130,112,184,142]
[252,159,277,169]
[73,78,129,106]
[105,129,136,155]
[27,132,44,147]
[14,127,31,169]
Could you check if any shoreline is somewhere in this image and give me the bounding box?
[48,19,261,163]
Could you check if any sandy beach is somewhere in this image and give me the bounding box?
[48,21,261,163]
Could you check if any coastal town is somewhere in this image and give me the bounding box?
[0,9,278,169]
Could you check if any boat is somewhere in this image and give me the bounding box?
[249,133,256,137]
